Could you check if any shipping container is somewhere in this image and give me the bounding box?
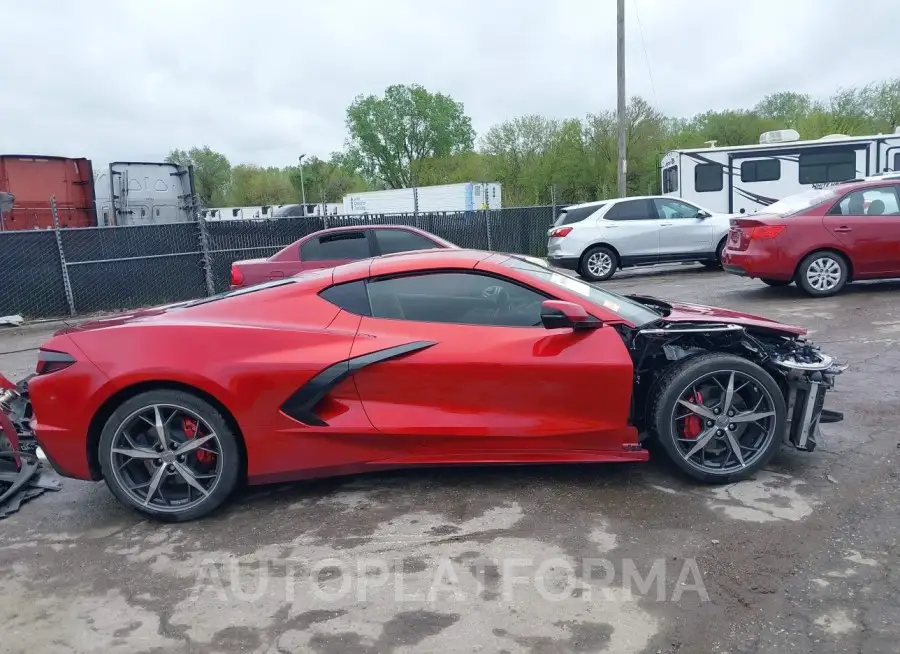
[342,182,502,215]
[0,155,96,230]
[94,161,198,226]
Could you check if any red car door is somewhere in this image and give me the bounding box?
[346,270,636,462]
[823,185,900,276]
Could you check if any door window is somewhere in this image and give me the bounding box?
[365,272,548,327]
[300,231,371,261]
[828,187,900,216]
[373,229,440,255]
[653,199,702,220]
[604,199,655,221]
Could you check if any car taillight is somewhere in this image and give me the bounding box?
[549,226,573,238]
[749,225,785,240]
[231,264,244,286]
[35,349,76,375]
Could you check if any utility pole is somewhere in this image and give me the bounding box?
[616,0,627,198]
[298,154,308,214]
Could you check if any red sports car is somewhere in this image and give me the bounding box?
[230,224,456,289]
[722,178,900,297]
[4,250,845,521]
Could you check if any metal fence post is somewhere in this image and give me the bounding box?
[413,187,421,229]
[485,209,493,251]
[197,213,216,296]
[550,184,557,222]
[50,196,76,315]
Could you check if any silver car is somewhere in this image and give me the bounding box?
[546,196,733,281]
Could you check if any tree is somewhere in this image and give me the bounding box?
[286,154,371,204]
[345,84,476,188]
[754,92,813,128]
[227,165,295,206]
[166,147,232,206]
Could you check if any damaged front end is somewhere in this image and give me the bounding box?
[622,316,845,454]
[0,372,59,518]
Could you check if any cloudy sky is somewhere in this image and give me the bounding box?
[3,0,898,168]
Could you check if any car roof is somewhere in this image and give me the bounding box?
[834,177,900,191]
[330,248,495,281]
[562,195,669,211]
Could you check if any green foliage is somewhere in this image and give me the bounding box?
[165,146,231,206]
[170,77,899,210]
[345,84,476,188]
[286,154,370,204]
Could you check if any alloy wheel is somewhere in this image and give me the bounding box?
[587,251,613,278]
[670,370,777,475]
[805,257,843,292]
[109,404,224,513]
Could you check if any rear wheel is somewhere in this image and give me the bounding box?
[795,251,848,297]
[579,245,617,281]
[761,278,792,287]
[650,353,785,483]
[703,238,727,268]
[98,389,241,522]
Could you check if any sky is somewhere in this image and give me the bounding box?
[3,0,899,168]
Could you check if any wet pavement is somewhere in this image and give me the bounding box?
[1,264,899,654]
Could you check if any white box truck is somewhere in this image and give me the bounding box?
[342,182,502,215]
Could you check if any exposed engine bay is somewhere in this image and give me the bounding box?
[619,296,845,454]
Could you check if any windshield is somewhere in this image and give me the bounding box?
[763,187,838,216]
[502,256,661,327]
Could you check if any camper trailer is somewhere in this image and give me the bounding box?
[661,128,900,214]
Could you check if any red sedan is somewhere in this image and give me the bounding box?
[722,179,900,296]
[230,224,456,288]
[10,250,844,521]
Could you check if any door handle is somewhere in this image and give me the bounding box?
[659,222,673,226]
[833,226,853,233]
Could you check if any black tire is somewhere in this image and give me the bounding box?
[702,238,727,268]
[760,278,792,287]
[795,251,849,297]
[98,389,241,522]
[579,245,618,281]
[649,353,786,484]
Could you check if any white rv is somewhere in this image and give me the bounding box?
[660,128,900,215]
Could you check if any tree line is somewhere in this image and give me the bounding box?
[168,78,900,209]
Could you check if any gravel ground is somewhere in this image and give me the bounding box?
[1,264,898,654]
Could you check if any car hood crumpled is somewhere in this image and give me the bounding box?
[658,299,806,335]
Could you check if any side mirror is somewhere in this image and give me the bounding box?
[540,300,603,331]
[696,210,711,219]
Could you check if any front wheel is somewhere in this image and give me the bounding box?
[649,353,786,483]
[98,389,242,522]
[796,251,848,297]
[579,245,617,281]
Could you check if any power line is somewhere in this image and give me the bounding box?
[632,0,658,106]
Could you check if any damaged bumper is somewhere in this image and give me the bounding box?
[775,354,846,452]
[0,373,59,518]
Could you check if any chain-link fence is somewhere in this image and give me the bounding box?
[0,203,558,319]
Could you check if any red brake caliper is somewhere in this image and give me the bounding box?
[682,392,704,439]
[183,418,214,464]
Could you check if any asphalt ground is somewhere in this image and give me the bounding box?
[1,263,898,654]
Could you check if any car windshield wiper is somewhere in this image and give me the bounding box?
[625,294,671,317]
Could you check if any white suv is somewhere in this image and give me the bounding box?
[546,196,733,281]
